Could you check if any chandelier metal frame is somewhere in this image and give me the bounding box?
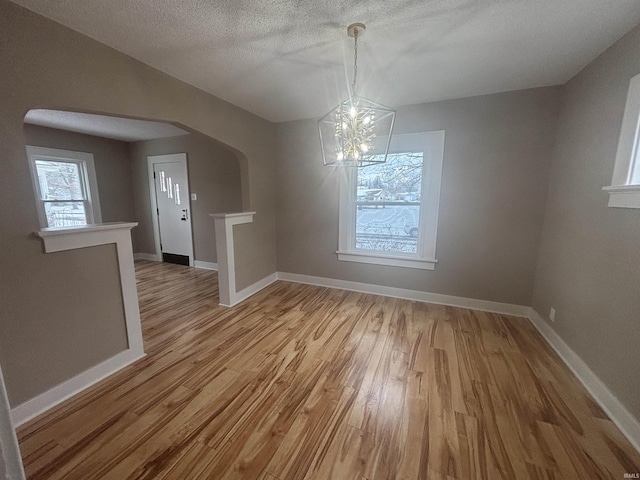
[318,23,396,167]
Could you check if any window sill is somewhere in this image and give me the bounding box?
[602,185,640,209]
[35,222,138,252]
[337,250,437,270]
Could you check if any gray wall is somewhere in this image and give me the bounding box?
[129,133,243,263]
[276,87,561,306]
[1,243,128,405]
[23,124,136,224]
[0,0,276,407]
[532,25,640,420]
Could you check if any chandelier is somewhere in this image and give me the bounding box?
[318,23,396,167]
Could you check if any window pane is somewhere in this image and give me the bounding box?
[355,152,423,254]
[44,201,87,227]
[631,138,640,185]
[160,170,167,192]
[35,160,84,201]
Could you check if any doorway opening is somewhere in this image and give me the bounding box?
[22,108,246,269]
[148,153,194,266]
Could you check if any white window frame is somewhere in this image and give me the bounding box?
[603,73,640,208]
[337,131,445,270]
[26,146,102,228]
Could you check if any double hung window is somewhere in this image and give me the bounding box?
[26,146,102,228]
[338,131,445,270]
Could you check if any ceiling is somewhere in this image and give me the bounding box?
[24,110,189,142]
[11,0,640,123]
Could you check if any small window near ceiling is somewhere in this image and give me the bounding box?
[26,146,102,228]
[603,72,640,208]
[338,131,445,270]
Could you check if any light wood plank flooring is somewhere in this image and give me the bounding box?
[17,260,640,479]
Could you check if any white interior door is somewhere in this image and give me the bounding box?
[148,154,194,266]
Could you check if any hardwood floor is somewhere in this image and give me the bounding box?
[17,260,640,479]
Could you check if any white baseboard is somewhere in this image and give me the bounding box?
[133,252,160,262]
[8,264,638,455]
[10,348,145,427]
[276,272,530,317]
[194,260,218,271]
[528,308,640,453]
[224,273,278,307]
[274,273,639,452]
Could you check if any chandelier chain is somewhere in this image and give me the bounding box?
[352,29,358,95]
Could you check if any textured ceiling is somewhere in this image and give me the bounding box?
[10,0,640,122]
[24,110,189,142]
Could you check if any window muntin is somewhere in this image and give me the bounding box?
[354,152,423,254]
[26,146,102,228]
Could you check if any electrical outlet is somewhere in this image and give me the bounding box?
[549,307,556,322]
[190,193,197,201]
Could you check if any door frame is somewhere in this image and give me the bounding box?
[0,361,26,479]
[147,153,194,267]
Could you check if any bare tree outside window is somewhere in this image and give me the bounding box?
[355,152,423,253]
[35,160,88,227]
